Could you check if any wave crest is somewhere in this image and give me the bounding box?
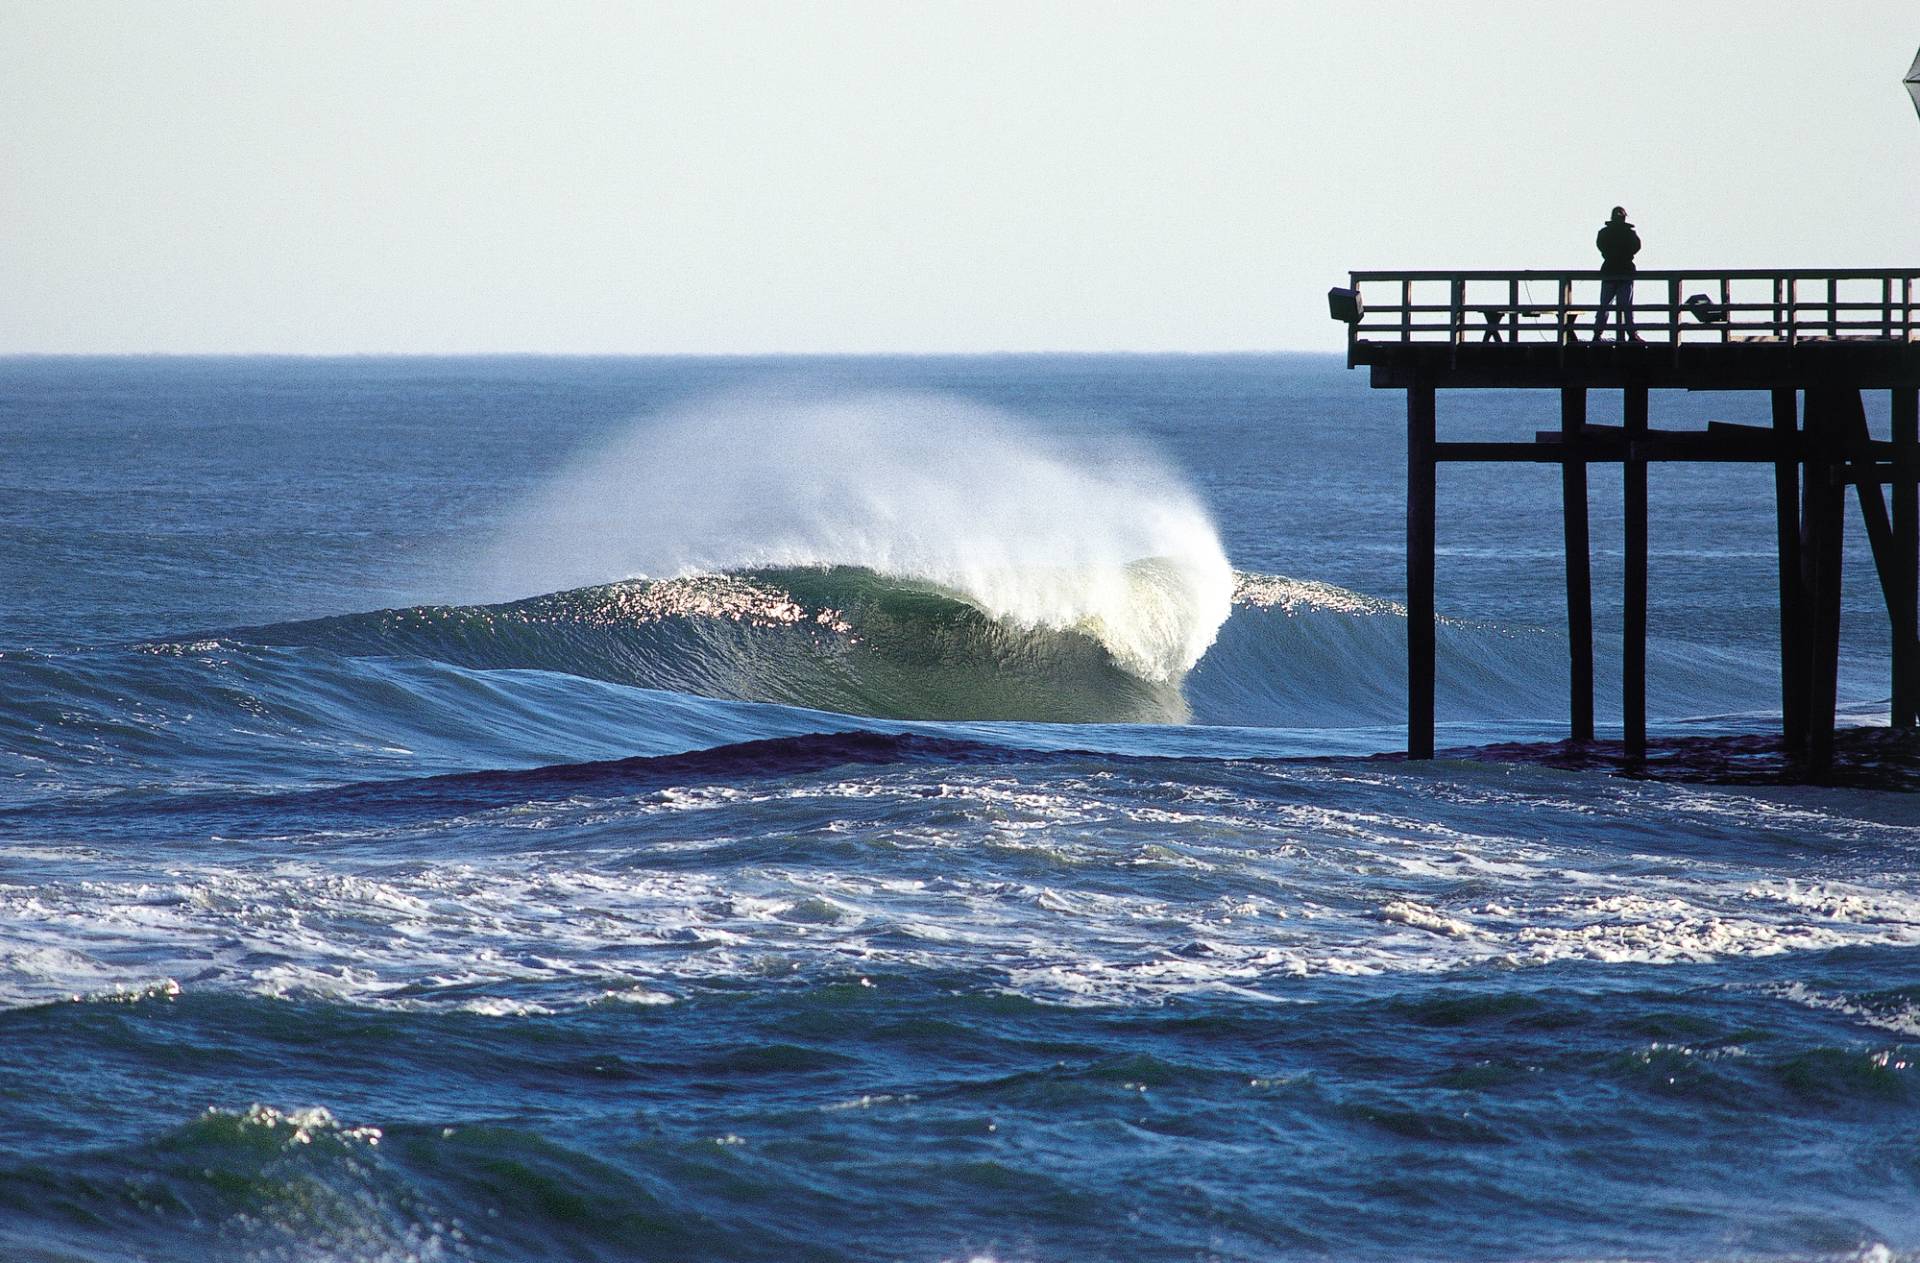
[477,392,1235,682]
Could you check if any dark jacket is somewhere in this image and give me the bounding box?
[1596,220,1640,276]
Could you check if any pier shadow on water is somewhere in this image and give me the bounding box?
[1387,726,1920,790]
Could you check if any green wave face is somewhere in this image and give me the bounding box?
[243,566,1193,725]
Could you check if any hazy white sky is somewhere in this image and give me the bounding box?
[2,1,1915,354]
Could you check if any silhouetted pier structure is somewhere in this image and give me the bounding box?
[1337,268,1920,773]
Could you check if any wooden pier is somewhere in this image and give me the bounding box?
[1337,268,1920,773]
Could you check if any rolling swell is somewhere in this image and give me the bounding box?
[6,966,1918,1263]
[1,563,1797,802]
[0,564,1798,812]
[231,566,1782,731]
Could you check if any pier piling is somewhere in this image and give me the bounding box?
[1802,388,1845,771]
[1772,389,1808,748]
[1893,387,1918,728]
[1561,388,1594,742]
[1623,385,1649,763]
[1407,380,1436,760]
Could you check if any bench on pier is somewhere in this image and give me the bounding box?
[1474,307,1544,342]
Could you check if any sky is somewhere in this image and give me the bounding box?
[2,0,1916,354]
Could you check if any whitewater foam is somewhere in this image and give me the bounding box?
[7,754,1920,1011]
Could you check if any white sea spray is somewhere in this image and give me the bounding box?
[483,392,1234,682]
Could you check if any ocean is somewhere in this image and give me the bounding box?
[1,354,1916,1262]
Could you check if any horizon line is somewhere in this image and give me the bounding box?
[0,346,1341,360]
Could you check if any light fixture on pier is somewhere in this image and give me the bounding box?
[1908,46,1920,120]
[1327,286,1364,324]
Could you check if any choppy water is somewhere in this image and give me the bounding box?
[2,355,1917,1262]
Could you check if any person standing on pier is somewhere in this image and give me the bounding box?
[1592,206,1642,342]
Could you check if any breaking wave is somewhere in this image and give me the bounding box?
[475,391,1237,684]
[245,565,1199,724]
[209,565,1771,731]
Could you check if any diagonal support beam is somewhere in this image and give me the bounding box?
[1837,390,1920,726]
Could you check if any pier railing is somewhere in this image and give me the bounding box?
[1341,269,1920,354]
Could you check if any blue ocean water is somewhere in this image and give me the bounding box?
[1,354,1917,1262]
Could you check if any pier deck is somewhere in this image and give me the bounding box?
[1338,268,1920,774]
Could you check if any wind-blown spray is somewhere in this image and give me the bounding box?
[486,392,1235,682]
